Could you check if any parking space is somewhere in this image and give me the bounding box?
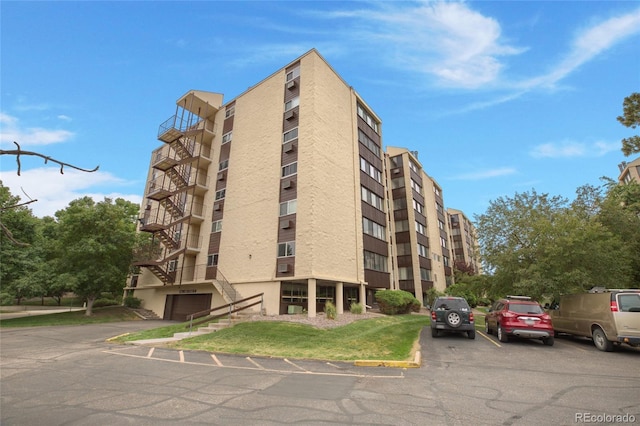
[104,344,405,378]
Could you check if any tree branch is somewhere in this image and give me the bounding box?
[0,141,99,176]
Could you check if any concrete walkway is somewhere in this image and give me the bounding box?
[0,306,86,320]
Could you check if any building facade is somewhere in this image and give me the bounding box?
[127,50,470,320]
[618,157,640,184]
[447,208,482,276]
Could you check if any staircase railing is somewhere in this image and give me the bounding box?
[186,293,264,332]
[215,269,237,303]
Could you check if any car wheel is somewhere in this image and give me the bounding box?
[484,321,491,335]
[543,336,554,346]
[592,327,613,352]
[497,325,509,343]
[431,328,439,338]
[445,311,462,328]
[468,329,476,340]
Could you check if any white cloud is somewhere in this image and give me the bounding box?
[520,8,640,90]
[529,140,619,158]
[315,1,525,88]
[0,167,142,218]
[451,167,517,180]
[0,113,74,147]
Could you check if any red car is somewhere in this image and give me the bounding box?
[485,296,554,346]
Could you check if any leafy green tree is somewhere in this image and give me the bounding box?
[617,92,640,156]
[0,182,40,303]
[475,189,633,301]
[55,197,138,316]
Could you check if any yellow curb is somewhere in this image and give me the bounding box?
[106,332,130,342]
[354,351,421,368]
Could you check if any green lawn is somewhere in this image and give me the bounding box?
[170,315,430,361]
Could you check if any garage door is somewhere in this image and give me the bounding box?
[164,294,212,321]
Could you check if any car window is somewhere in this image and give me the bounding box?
[434,299,470,311]
[618,294,640,312]
[508,303,543,314]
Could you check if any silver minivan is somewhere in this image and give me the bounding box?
[549,288,640,351]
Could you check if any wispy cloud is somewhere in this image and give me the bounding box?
[0,113,74,147]
[529,140,619,158]
[450,167,517,180]
[519,8,640,90]
[0,167,141,218]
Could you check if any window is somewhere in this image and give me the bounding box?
[215,189,226,200]
[417,243,428,258]
[362,217,386,240]
[415,221,426,235]
[219,159,229,171]
[286,66,300,81]
[207,254,219,267]
[395,220,409,232]
[410,178,422,193]
[168,260,177,272]
[433,186,441,197]
[440,236,448,248]
[420,268,432,281]
[285,97,299,112]
[393,198,407,210]
[361,186,384,211]
[398,267,413,280]
[443,255,450,267]
[360,157,382,183]
[357,104,379,133]
[278,242,295,257]
[211,220,222,232]
[363,250,388,272]
[279,199,297,216]
[391,177,405,189]
[435,202,444,214]
[282,162,298,177]
[413,199,424,214]
[409,160,419,173]
[358,129,380,157]
[225,106,235,118]
[438,220,445,230]
[396,242,411,255]
[222,132,232,144]
[282,283,307,303]
[283,128,298,143]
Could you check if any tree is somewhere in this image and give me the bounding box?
[55,197,138,316]
[0,182,40,303]
[475,189,633,301]
[617,92,640,156]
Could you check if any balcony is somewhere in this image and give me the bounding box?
[158,115,217,143]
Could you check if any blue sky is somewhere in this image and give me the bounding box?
[1,1,639,220]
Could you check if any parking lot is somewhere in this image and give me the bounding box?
[1,322,638,425]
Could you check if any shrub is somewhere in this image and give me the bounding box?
[324,301,337,320]
[123,296,142,308]
[375,290,421,315]
[349,302,364,314]
[0,292,14,306]
[93,298,119,308]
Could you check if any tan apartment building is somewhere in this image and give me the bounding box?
[618,157,640,184]
[447,208,482,275]
[127,49,461,320]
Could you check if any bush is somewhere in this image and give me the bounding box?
[0,292,14,306]
[324,301,337,319]
[93,298,119,308]
[375,290,421,315]
[349,302,364,314]
[123,296,142,308]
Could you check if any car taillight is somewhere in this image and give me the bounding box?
[502,312,517,319]
[469,312,474,321]
[431,311,437,320]
[611,301,619,312]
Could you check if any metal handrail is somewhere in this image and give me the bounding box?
[187,293,264,332]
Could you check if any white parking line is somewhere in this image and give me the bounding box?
[246,357,265,369]
[478,330,502,347]
[211,354,222,366]
[179,351,185,362]
[146,348,155,358]
[284,358,308,372]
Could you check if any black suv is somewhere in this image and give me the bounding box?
[430,297,476,339]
